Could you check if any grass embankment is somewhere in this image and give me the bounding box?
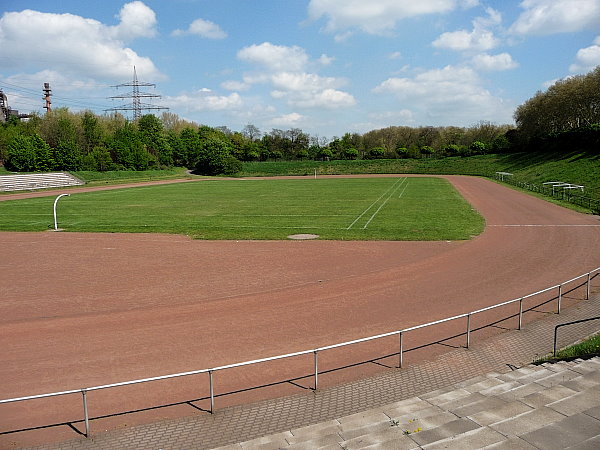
[537,332,600,363]
[0,177,484,240]
[239,151,600,202]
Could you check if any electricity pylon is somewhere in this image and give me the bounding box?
[105,66,168,120]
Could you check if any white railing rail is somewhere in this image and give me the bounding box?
[1,267,598,438]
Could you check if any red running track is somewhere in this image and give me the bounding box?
[0,175,599,446]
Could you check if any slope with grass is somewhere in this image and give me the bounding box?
[239,151,600,201]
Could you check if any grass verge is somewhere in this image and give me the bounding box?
[536,332,600,364]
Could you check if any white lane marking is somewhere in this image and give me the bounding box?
[363,179,410,229]
[346,178,406,230]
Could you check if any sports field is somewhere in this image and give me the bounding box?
[0,177,484,240]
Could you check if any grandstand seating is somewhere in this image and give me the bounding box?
[0,172,84,192]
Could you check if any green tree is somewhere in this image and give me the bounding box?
[7,135,36,171]
[138,114,171,167]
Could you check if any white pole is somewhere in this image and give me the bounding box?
[314,168,317,179]
[53,194,70,231]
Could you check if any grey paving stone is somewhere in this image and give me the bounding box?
[479,380,523,396]
[338,421,394,441]
[424,389,472,406]
[583,405,600,420]
[238,431,294,449]
[567,435,600,450]
[468,400,533,426]
[537,371,582,388]
[397,411,458,433]
[422,426,507,449]
[496,382,545,402]
[481,436,538,449]
[340,427,417,450]
[520,412,600,450]
[385,405,446,424]
[289,420,342,439]
[561,375,600,392]
[285,433,343,449]
[462,377,507,393]
[489,406,566,436]
[337,411,390,430]
[381,397,433,417]
[450,396,508,418]
[520,384,578,408]
[547,387,600,416]
[408,418,480,447]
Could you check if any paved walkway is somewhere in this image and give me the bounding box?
[23,289,600,449]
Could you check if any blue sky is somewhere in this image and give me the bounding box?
[1,1,599,138]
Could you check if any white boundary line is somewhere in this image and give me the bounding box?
[362,179,410,229]
[346,178,406,230]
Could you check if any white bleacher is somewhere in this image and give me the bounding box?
[0,172,85,192]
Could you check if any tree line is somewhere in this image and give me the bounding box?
[1,65,598,175]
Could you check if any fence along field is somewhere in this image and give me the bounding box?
[0,177,485,240]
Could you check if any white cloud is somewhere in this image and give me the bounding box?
[570,36,600,72]
[236,42,356,110]
[373,65,514,125]
[319,54,335,65]
[269,112,305,126]
[510,0,600,35]
[389,52,403,60]
[238,42,309,72]
[111,1,157,40]
[221,80,250,91]
[172,18,227,39]
[471,53,518,71]
[0,4,161,81]
[433,8,501,52]
[308,0,457,37]
[165,90,243,112]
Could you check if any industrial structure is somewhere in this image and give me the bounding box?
[105,66,168,120]
[0,88,29,123]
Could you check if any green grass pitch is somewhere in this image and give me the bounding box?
[0,177,485,240]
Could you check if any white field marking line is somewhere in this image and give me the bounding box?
[489,224,600,227]
[362,179,410,230]
[346,178,406,230]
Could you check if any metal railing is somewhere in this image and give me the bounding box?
[495,175,600,213]
[553,316,600,357]
[1,267,598,438]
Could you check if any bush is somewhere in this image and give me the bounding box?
[367,147,385,159]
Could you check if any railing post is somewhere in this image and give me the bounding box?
[398,331,403,369]
[209,370,214,414]
[587,273,591,300]
[557,284,562,314]
[81,389,90,438]
[518,298,523,330]
[313,351,318,391]
[466,314,471,349]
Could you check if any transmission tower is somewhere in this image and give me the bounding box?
[105,66,168,120]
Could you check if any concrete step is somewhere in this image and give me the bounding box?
[0,172,84,191]
[214,356,600,449]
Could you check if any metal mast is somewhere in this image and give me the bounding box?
[43,83,52,113]
[105,66,168,120]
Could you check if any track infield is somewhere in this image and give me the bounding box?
[0,177,483,240]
